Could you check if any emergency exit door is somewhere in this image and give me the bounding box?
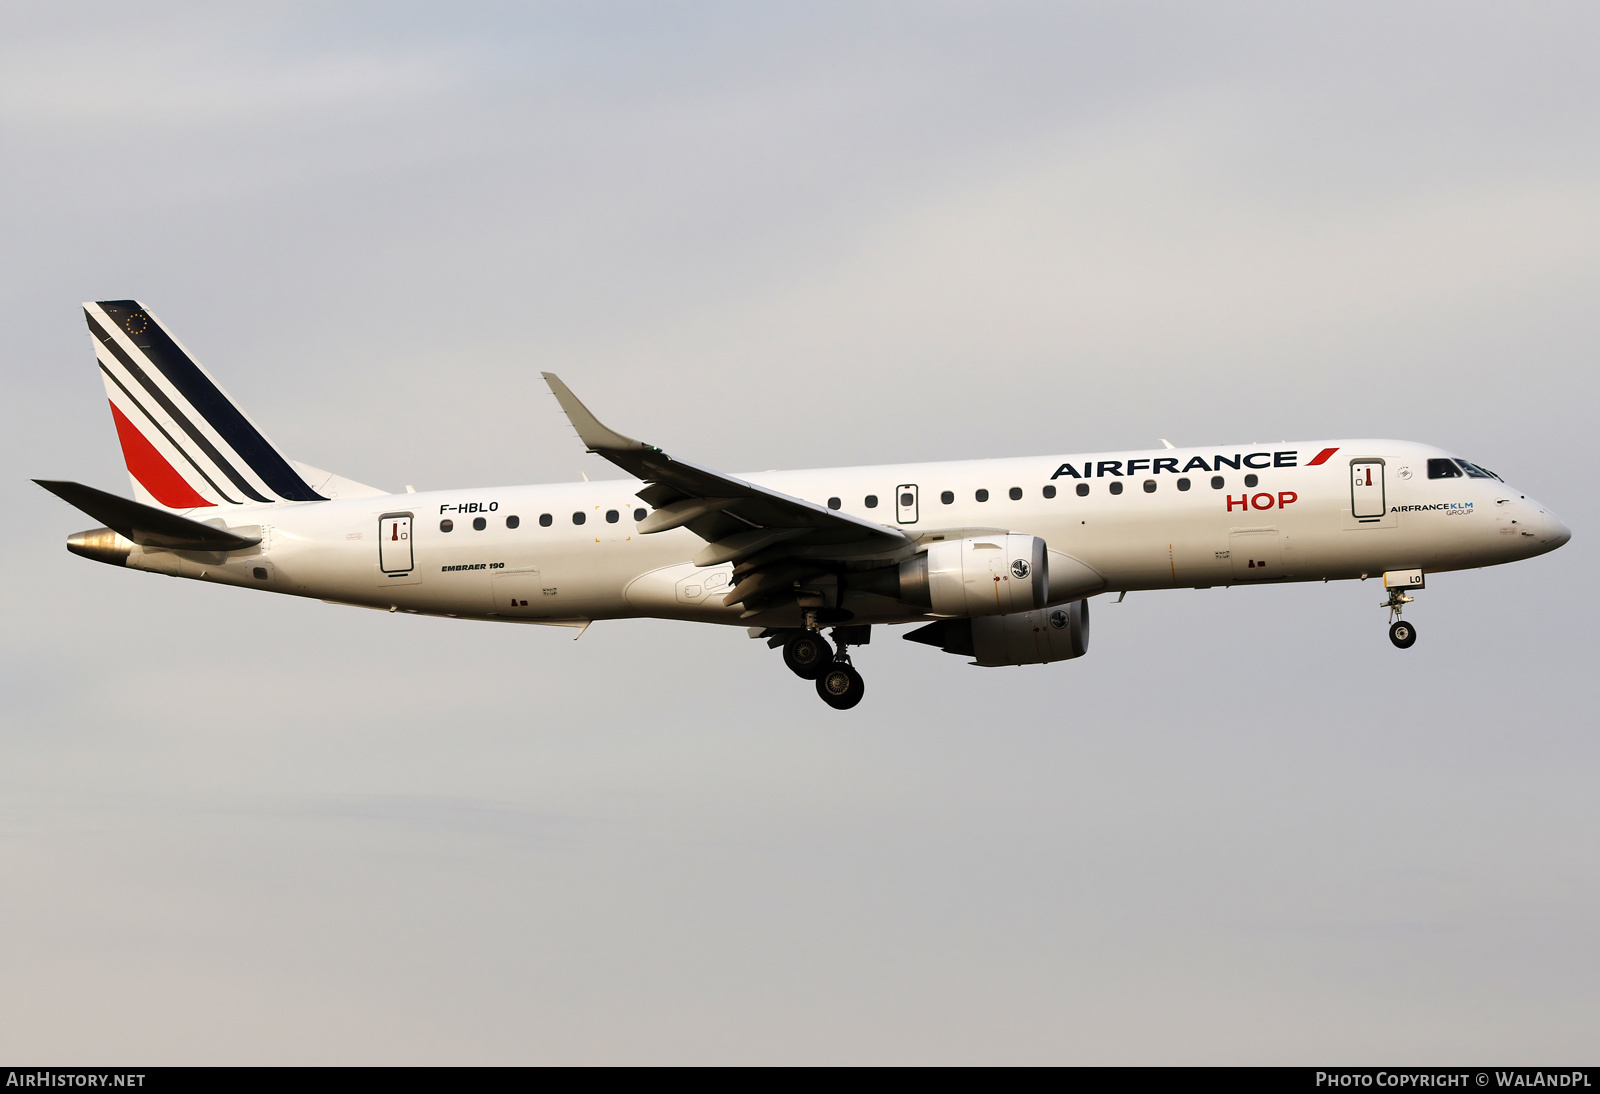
[896,484,919,524]
[1351,461,1386,521]
[379,513,414,573]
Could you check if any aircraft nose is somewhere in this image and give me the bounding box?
[1524,497,1572,550]
[1547,511,1572,549]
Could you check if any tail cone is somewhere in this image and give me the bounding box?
[66,526,133,566]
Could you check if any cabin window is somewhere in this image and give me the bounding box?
[252,567,268,580]
[1427,459,1463,479]
[975,489,989,502]
[634,508,646,521]
[1042,485,1056,499]
[828,497,841,510]
[1244,474,1259,488]
[900,491,914,507]
[1076,483,1089,497]
[1109,481,1123,495]
[1210,476,1225,490]
[472,516,486,531]
[606,509,619,523]
[1008,487,1023,500]
[572,512,586,525]
[940,491,954,504]
[539,513,552,527]
[1177,478,1191,491]
[506,515,520,529]
[1143,479,1156,493]
[864,495,879,508]
[440,519,454,532]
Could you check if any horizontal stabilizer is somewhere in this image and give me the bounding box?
[34,479,261,550]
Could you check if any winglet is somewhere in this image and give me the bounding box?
[541,373,653,454]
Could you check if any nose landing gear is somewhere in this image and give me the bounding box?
[1382,577,1419,649]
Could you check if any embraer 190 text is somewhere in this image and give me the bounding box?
[37,301,1572,709]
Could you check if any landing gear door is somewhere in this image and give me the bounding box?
[896,484,919,525]
[378,511,421,587]
[1351,460,1386,521]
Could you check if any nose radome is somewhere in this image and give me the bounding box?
[1546,511,1572,548]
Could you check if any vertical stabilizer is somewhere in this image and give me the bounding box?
[84,300,327,510]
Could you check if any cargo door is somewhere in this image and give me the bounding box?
[1229,526,1282,581]
[492,569,545,616]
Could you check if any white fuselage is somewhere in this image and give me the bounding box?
[123,439,1570,628]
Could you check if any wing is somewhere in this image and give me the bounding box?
[542,374,914,618]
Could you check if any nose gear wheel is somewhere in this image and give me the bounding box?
[1381,586,1418,647]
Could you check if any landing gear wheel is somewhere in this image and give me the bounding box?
[1389,620,1417,649]
[783,633,833,679]
[815,663,865,710]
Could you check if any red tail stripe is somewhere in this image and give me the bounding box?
[108,401,214,509]
[1306,447,1339,466]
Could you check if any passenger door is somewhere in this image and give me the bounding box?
[1351,460,1386,521]
[377,511,421,586]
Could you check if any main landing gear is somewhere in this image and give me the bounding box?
[782,631,832,679]
[815,661,865,710]
[778,622,867,709]
[1383,585,1418,649]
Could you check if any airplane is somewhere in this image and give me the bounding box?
[36,300,1572,710]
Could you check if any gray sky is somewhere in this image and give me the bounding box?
[2,1,1596,1063]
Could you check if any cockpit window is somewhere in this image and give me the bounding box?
[1427,458,1463,479]
[1455,460,1498,480]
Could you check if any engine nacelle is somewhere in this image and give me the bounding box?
[898,534,1046,617]
[904,599,1091,667]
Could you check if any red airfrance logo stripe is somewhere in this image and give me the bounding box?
[108,401,214,509]
[1306,447,1340,466]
